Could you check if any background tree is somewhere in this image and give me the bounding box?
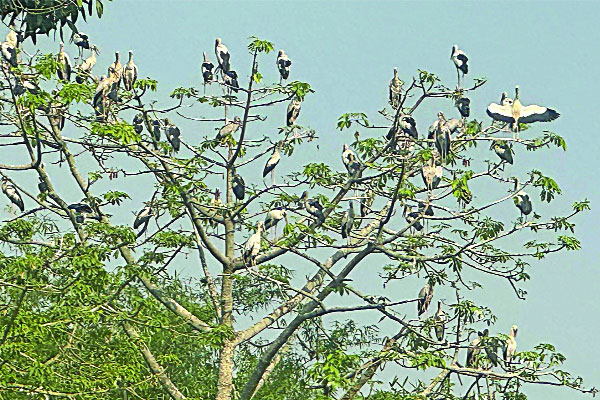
[0,26,595,400]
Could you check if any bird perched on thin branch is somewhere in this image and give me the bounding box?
[455,96,470,118]
[287,98,301,126]
[76,45,99,83]
[340,202,355,241]
[57,42,72,81]
[201,52,214,85]
[417,281,434,316]
[133,205,153,237]
[503,325,518,367]
[429,112,453,164]
[263,141,282,184]
[433,301,446,341]
[108,51,123,86]
[1,34,17,68]
[300,191,325,224]
[123,50,138,91]
[341,144,361,178]
[451,44,468,86]
[491,141,513,164]
[164,118,181,152]
[215,37,231,73]
[422,159,443,191]
[224,70,239,93]
[264,207,287,237]
[2,178,24,212]
[276,49,291,83]
[151,119,162,142]
[133,113,144,134]
[216,116,241,141]
[93,73,117,109]
[466,329,488,368]
[244,221,264,267]
[71,32,90,58]
[5,25,17,48]
[404,205,424,232]
[68,202,96,223]
[389,67,403,109]
[232,172,246,201]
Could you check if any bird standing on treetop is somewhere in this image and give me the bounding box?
[93,72,117,109]
[215,37,230,73]
[76,45,99,83]
[276,49,291,83]
[202,52,214,84]
[389,67,403,109]
[417,281,434,316]
[57,42,72,81]
[451,45,468,86]
[301,191,325,224]
[108,51,123,86]
[503,325,518,366]
[486,85,560,138]
[287,98,301,126]
[244,221,264,267]
[123,50,138,91]
[2,178,24,212]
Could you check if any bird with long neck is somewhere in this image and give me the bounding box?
[123,50,137,91]
[108,51,123,85]
[389,67,403,108]
[503,325,518,367]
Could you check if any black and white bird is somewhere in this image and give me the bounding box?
[276,49,291,83]
[491,141,513,164]
[487,85,560,137]
[300,191,325,224]
[342,144,361,178]
[360,189,374,218]
[133,113,144,134]
[123,50,138,91]
[263,142,282,183]
[232,173,246,201]
[1,39,17,67]
[1,178,24,212]
[287,98,301,126]
[389,67,403,109]
[57,42,72,81]
[164,118,181,152]
[224,70,239,93]
[422,160,443,191]
[216,116,242,140]
[93,73,117,109]
[71,32,90,58]
[243,221,264,267]
[514,179,532,218]
[108,51,123,86]
[433,301,446,341]
[451,45,468,86]
[455,97,470,118]
[417,281,433,316]
[214,38,231,73]
[68,202,96,223]
[76,45,99,83]
[201,52,214,85]
[418,201,434,217]
[503,325,518,366]
[340,202,355,241]
[264,207,287,237]
[404,205,424,232]
[133,205,153,237]
[466,329,489,368]
[151,119,162,142]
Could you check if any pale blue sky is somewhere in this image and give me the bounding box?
[17,1,600,397]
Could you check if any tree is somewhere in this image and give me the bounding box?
[0,30,595,400]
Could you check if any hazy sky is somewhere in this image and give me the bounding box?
[17,1,600,398]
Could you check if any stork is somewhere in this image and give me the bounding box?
[232,172,246,201]
[108,51,123,86]
[486,85,560,138]
[243,221,264,267]
[123,50,138,91]
[201,52,214,86]
[433,301,446,341]
[389,67,403,109]
[164,118,181,152]
[466,329,488,368]
[404,205,424,232]
[216,116,242,141]
[276,49,291,83]
[422,160,442,191]
[57,42,72,81]
[455,96,470,118]
[264,207,287,238]
[430,112,452,164]
[68,202,95,223]
[417,281,433,316]
[1,178,24,212]
[340,202,355,242]
[133,113,144,134]
[491,141,513,165]
[224,70,239,93]
[76,45,99,83]
[513,179,532,219]
[300,191,325,224]
[342,144,361,178]
[263,141,282,185]
[360,189,374,218]
[451,45,468,86]
[503,325,518,368]
[93,73,117,109]
[215,38,230,73]
[1,40,17,67]
[208,188,222,232]
[133,205,153,238]
[151,119,162,142]
[287,98,301,126]
[71,32,90,58]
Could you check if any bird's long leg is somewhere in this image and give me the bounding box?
[456,68,461,87]
[271,169,275,186]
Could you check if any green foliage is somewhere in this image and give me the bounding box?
[248,36,274,54]
[91,120,141,144]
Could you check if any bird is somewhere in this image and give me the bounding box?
[287,98,301,126]
[68,202,97,223]
[486,85,560,138]
[232,173,246,201]
[503,325,518,366]
[342,144,361,178]
[300,191,325,224]
[13,77,38,96]
[108,51,123,86]
[360,189,374,218]
[417,281,433,316]
[208,188,222,231]
[224,70,239,93]
[263,142,282,184]
[429,112,452,163]
[513,179,532,218]
[455,97,470,118]
[93,72,117,109]
[243,221,264,267]
[1,40,17,67]
[389,67,403,109]
[422,160,443,191]
[433,301,446,341]
[216,116,242,140]
[340,202,355,240]
[57,42,72,81]
[133,205,153,237]
[201,52,214,85]
[466,330,489,368]
[151,119,162,142]
[123,50,138,91]
[214,38,231,73]
[276,49,291,83]
[264,207,287,237]
[5,25,17,48]
[404,205,424,232]
[1,178,24,212]
[418,201,434,217]
[133,113,144,134]
[76,45,99,83]
[451,45,468,86]
[491,141,513,164]
[71,32,90,58]
[164,118,181,152]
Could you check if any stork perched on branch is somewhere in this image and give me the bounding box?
[503,325,518,367]
[202,52,214,86]
[451,45,468,86]
[340,202,355,242]
[276,49,291,83]
[133,205,153,237]
[417,281,433,316]
[244,221,264,267]
[287,98,301,126]
[264,208,287,238]
[2,178,24,212]
[57,42,72,81]
[76,45,99,83]
[123,50,138,91]
[215,37,230,73]
[389,67,403,109]
[263,141,282,184]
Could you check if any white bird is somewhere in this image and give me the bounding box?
[422,160,443,191]
[487,85,560,138]
[417,281,433,316]
[451,45,468,86]
[389,67,403,109]
[70,32,90,58]
[57,42,72,81]
[2,178,24,212]
[93,72,117,109]
[287,98,301,126]
[108,51,123,86]
[244,221,264,266]
[76,45,99,83]
[514,190,532,218]
[216,116,242,140]
[276,49,291,83]
[5,25,17,48]
[133,205,153,237]
[341,144,361,178]
[264,208,287,237]
[429,112,452,163]
[202,52,214,85]
[215,37,230,73]
[1,41,17,67]
[503,325,518,366]
[433,301,446,341]
[123,50,138,91]
[340,202,355,241]
[263,142,282,184]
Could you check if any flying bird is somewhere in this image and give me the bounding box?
[1,178,24,212]
[244,221,264,267]
[276,49,291,82]
[57,42,72,81]
[417,281,433,316]
[301,191,325,224]
[201,52,214,84]
[123,50,138,91]
[287,98,301,126]
[451,45,468,86]
[214,38,230,73]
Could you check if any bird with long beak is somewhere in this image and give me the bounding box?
[340,202,355,242]
[263,141,282,185]
[57,42,72,81]
[491,140,513,165]
[2,178,24,212]
[133,205,153,238]
[389,67,403,109]
[215,38,231,73]
[451,44,468,87]
[433,301,446,341]
[202,52,214,86]
[342,144,361,178]
[300,191,325,224]
[455,96,470,118]
[466,329,488,368]
[422,159,443,191]
[513,179,532,220]
[164,118,181,152]
[108,51,123,86]
[123,50,138,91]
[429,112,452,164]
[76,45,99,83]
[264,207,288,238]
[244,221,264,267]
[276,49,291,83]
[232,172,246,201]
[487,85,560,138]
[71,32,90,58]
[216,116,242,141]
[287,98,301,126]
[503,325,518,367]
[224,70,239,93]
[417,281,434,316]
